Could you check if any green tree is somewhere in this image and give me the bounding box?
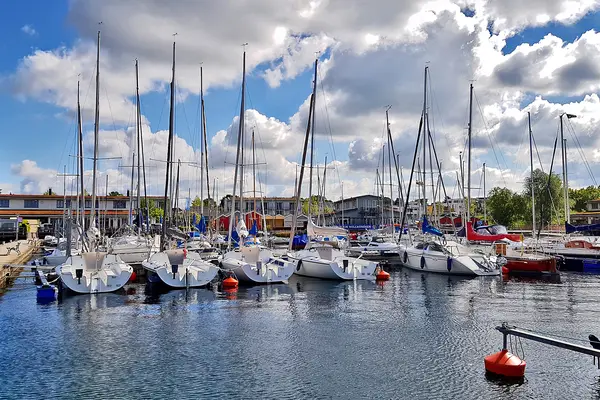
[569,186,600,212]
[524,169,564,227]
[191,196,202,207]
[140,198,164,221]
[43,188,53,195]
[486,187,518,227]
[109,191,123,196]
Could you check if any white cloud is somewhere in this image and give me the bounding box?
[21,25,36,36]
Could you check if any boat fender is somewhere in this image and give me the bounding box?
[171,264,178,279]
[75,268,83,284]
[447,256,452,271]
[183,248,187,259]
[343,259,349,272]
[420,256,425,269]
[296,260,302,272]
[403,251,408,264]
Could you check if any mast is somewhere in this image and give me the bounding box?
[76,80,85,231]
[381,144,385,226]
[200,66,205,217]
[289,58,317,250]
[528,112,536,236]
[137,62,149,229]
[422,67,428,219]
[388,139,394,229]
[308,59,318,223]
[467,83,474,225]
[89,29,101,237]
[161,40,176,251]
[227,48,246,250]
[386,108,404,238]
[252,129,257,220]
[483,162,487,224]
[565,138,569,223]
[135,59,141,230]
[128,151,135,225]
[175,159,181,226]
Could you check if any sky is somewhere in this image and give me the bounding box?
[1,0,600,204]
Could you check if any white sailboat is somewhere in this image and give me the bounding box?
[140,40,218,288]
[398,69,499,276]
[220,50,295,284]
[57,30,133,294]
[286,58,377,280]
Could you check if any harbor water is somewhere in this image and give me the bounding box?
[2,269,600,399]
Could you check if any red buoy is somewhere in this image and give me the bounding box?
[128,271,137,283]
[376,269,390,281]
[222,276,239,289]
[484,349,526,378]
[501,266,509,275]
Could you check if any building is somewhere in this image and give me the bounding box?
[221,196,299,216]
[333,194,401,229]
[0,193,164,233]
[570,198,600,225]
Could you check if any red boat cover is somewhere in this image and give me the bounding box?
[466,222,522,242]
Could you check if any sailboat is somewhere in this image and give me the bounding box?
[220,50,296,284]
[56,30,133,294]
[399,70,499,276]
[109,60,156,265]
[286,58,378,280]
[141,40,218,288]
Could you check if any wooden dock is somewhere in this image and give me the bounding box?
[0,240,38,289]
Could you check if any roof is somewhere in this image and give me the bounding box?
[0,193,163,200]
[333,194,391,204]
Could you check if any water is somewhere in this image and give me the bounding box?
[2,269,600,399]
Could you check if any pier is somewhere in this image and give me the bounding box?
[0,240,38,289]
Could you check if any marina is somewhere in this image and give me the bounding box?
[2,260,600,398]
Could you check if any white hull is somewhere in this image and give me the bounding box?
[288,247,377,280]
[221,246,295,284]
[401,246,499,276]
[56,253,133,294]
[110,235,155,265]
[142,249,218,288]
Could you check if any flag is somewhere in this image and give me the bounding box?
[249,220,258,235]
[198,216,206,233]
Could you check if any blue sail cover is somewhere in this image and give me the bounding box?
[197,216,207,233]
[249,220,258,235]
[422,216,443,237]
[566,222,600,234]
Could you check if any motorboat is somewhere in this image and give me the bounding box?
[56,252,133,294]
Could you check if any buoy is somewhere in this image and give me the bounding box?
[222,276,239,289]
[501,266,509,275]
[376,269,390,281]
[484,349,526,378]
[128,271,137,283]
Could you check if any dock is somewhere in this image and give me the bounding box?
[0,240,38,289]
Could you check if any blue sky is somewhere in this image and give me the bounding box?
[2,1,600,199]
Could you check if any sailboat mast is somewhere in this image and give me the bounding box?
[483,162,487,224]
[89,30,101,234]
[161,40,176,250]
[129,151,135,225]
[421,67,428,218]
[528,112,536,236]
[77,80,85,231]
[307,59,318,222]
[136,62,149,229]
[227,49,246,250]
[467,83,474,224]
[200,66,205,217]
[289,59,317,250]
[135,60,141,229]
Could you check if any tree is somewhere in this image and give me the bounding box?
[140,198,164,221]
[43,188,53,195]
[569,186,600,212]
[191,196,202,207]
[486,187,517,227]
[109,191,123,196]
[524,169,564,227]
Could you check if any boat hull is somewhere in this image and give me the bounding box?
[221,247,295,284]
[402,249,499,276]
[56,253,133,294]
[503,256,557,274]
[288,249,377,280]
[141,250,218,288]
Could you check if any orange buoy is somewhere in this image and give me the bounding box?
[222,276,239,289]
[484,349,526,378]
[376,269,390,281]
[501,266,509,275]
[128,271,137,283]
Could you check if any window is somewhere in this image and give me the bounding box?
[0,199,8,208]
[593,203,599,210]
[85,200,92,208]
[24,199,39,208]
[57,200,64,208]
[113,200,127,209]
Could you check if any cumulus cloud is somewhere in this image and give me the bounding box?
[21,25,36,36]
